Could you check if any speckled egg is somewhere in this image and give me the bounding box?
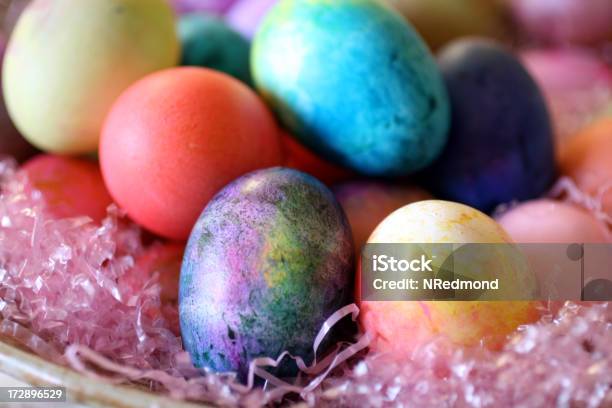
[180,167,354,378]
[3,0,179,154]
[421,39,555,213]
[179,13,252,85]
[252,0,450,176]
[388,0,509,50]
[360,200,541,357]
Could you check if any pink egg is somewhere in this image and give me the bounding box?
[497,199,609,243]
[334,181,431,251]
[521,48,612,152]
[497,199,610,303]
[226,0,277,39]
[508,0,612,45]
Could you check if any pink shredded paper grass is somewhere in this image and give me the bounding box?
[0,158,609,407]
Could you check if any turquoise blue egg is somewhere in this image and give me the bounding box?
[252,0,450,176]
[179,167,354,379]
[179,13,252,85]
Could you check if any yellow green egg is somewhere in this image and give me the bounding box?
[3,0,180,154]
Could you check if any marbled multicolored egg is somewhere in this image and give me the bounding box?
[100,67,283,240]
[334,181,430,251]
[180,167,354,378]
[179,13,252,86]
[360,200,541,357]
[421,39,555,213]
[388,0,509,50]
[226,0,277,39]
[3,0,179,154]
[252,0,450,176]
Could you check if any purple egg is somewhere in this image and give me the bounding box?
[171,0,236,15]
[179,167,354,379]
[0,34,37,162]
[226,0,277,39]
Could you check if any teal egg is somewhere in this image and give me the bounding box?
[179,13,252,85]
[252,0,450,176]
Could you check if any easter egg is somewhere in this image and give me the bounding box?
[179,13,252,86]
[497,199,609,244]
[334,181,430,251]
[360,200,541,357]
[226,0,277,39]
[508,0,612,45]
[282,133,354,186]
[388,0,508,50]
[100,67,283,241]
[497,199,610,302]
[180,167,354,377]
[252,0,450,176]
[22,155,113,222]
[0,35,37,162]
[521,48,612,152]
[3,0,179,154]
[421,39,555,213]
[171,0,235,15]
[560,118,612,217]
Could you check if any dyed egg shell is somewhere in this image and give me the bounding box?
[497,199,610,244]
[0,35,37,162]
[22,155,113,222]
[360,200,541,357]
[171,0,235,15]
[3,0,179,154]
[179,14,252,86]
[180,168,354,377]
[422,39,555,213]
[252,0,450,176]
[388,0,508,50]
[560,118,612,217]
[521,48,612,153]
[508,0,612,45]
[226,0,277,39]
[334,181,430,251]
[282,132,354,186]
[497,199,610,304]
[100,67,283,241]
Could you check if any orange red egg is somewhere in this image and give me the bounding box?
[100,67,283,240]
